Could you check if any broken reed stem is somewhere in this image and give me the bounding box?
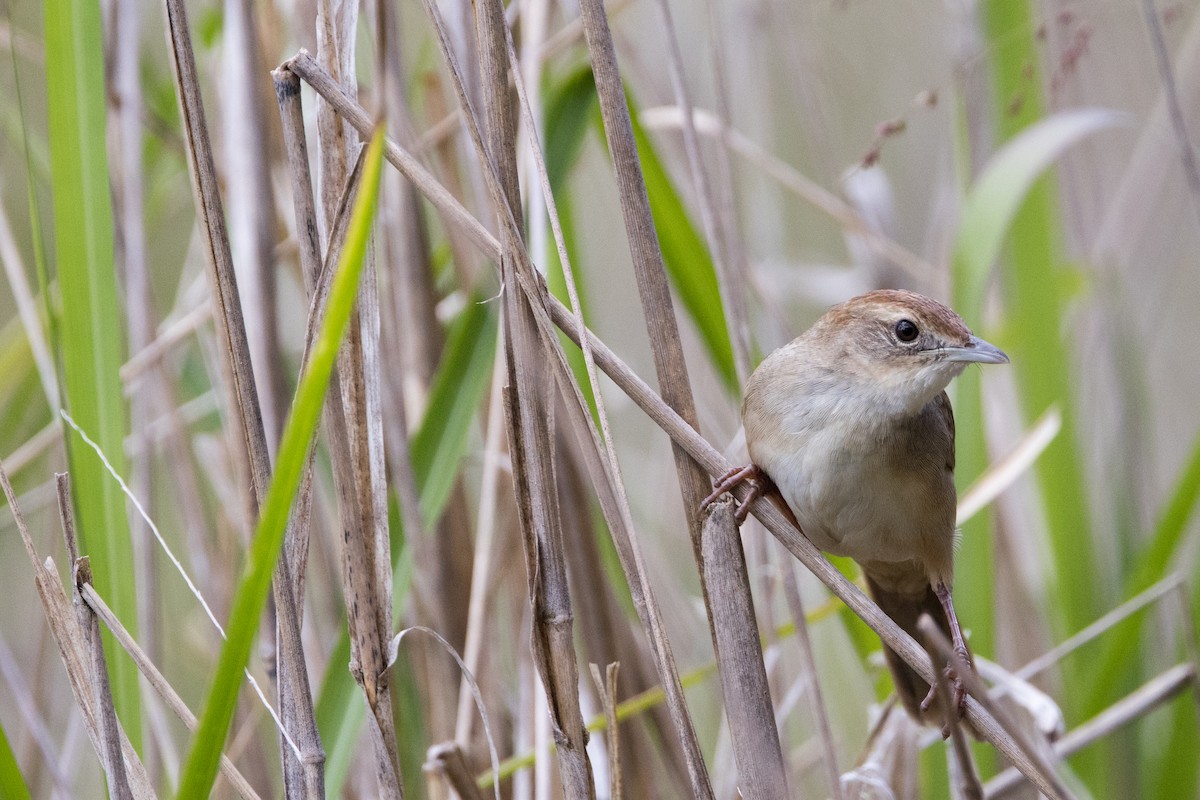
[81,583,263,800]
[432,0,595,790]
[57,474,132,800]
[1,461,153,797]
[283,52,1074,798]
[700,498,788,799]
[272,67,401,794]
[501,12,703,792]
[984,662,1197,798]
[589,663,623,800]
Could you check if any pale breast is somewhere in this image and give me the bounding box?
[747,384,957,572]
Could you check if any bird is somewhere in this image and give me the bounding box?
[702,289,1009,727]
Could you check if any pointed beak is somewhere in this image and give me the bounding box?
[939,335,1010,365]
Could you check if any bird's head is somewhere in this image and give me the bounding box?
[807,289,1009,415]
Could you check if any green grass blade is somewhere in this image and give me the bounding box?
[1080,430,1200,715]
[951,107,1122,662]
[45,0,140,749]
[0,718,30,800]
[176,127,386,799]
[565,65,736,391]
[409,299,497,529]
[978,1,1115,652]
[318,299,496,796]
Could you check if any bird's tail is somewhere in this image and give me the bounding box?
[863,574,964,725]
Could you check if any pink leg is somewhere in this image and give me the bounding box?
[920,581,971,720]
[701,464,767,524]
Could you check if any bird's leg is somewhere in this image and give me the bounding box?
[921,581,972,719]
[701,464,771,524]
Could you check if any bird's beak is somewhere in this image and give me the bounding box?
[940,335,1010,365]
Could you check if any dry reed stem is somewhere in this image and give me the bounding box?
[577,1,729,795]
[285,53,1073,798]
[80,583,263,799]
[701,498,789,798]
[983,662,1197,798]
[501,16,693,789]
[589,663,623,800]
[917,616,982,800]
[162,1,323,792]
[273,77,401,791]
[1,461,153,797]
[57,474,133,800]
[437,0,594,789]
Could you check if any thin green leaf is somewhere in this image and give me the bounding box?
[953,108,1124,320]
[0,717,30,800]
[176,127,387,799]
[409,298,497,529]
[45,0,140,748]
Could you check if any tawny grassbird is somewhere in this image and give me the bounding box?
[704,289,1008,725]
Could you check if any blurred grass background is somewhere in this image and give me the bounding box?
[1,0,1200,796]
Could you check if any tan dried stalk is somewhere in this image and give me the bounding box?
[700,498,789,798]
[58,475,134,800]
[1,461,153,797]
[80,583,263,799]
[161,0,323,793]
[272,73,402,793]
[441,0,595,791]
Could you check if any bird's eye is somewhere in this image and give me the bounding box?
[895,319,919,342]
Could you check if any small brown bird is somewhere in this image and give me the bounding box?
[705,289,1008,725]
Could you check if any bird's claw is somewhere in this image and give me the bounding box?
[701,465,764,524]
[921,647,972,738]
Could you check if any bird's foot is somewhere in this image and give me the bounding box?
[921,645,972,738]
[701,464,766,524]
